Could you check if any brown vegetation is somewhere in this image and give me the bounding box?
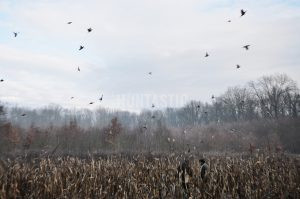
[0,154,299,198]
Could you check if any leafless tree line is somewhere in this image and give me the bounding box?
[0,73,299,155]
[163,73,299,127]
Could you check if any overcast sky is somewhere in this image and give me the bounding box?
[0,0,299,112]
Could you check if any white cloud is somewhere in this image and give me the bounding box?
[0,0,299,111]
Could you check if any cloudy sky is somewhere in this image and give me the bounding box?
[0,0,299,112]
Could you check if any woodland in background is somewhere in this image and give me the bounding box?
[0,73,299,155]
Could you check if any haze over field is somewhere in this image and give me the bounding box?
[0,0,299,112]
[1,2,300,198]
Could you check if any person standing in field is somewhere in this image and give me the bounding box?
[177,159,193,197]
[199,159,209,181]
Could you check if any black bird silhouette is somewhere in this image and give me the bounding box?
[71,97,74,99]
[227,20,231,23]
[197,105,200,108]
[87,28,93,32]
[240,9,247,17]
[0,79,3,82]
[143,125,147,129]
[67,22,72,24]
[77,67,80,71]
[79,45,84,50]
[204,111,208,114]
[243,45,250,50]
[21,114,26,117]
[151,115,155,119]
[211,95,215,99]
[152,104,155,108]
[148,72,152,75]
[99,94,103,101]
[13,32,18,37]
[236,64,241,69]
[89,102,94,105]
[205,52,209,57]
[230,128,237,132]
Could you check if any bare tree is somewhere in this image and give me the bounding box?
[218,86,257,121]
[249,74,298,119]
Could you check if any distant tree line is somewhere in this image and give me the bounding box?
[161,73,299,127]
[0,73,299,155]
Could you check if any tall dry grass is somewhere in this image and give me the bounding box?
[0,153,299,198]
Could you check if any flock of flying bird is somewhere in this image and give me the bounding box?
[143,9,250,131]
[1,9,249,120]
[144,9,250,129]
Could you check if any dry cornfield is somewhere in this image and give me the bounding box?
[0,154,299,199]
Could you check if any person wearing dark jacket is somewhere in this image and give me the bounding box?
[199,159,209,180]
[177,159,193,196]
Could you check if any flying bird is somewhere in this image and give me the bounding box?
[70,97,74,99]
[227,20,231,23]
[89,102,94,105]
[236,64,241,69]
[143,125,147,130]
[13,32,18,37]
[87,28,93,32]
[152,104,155,108]
[21,114,26,117]
[230,128,237,133]
[205,52,209,57]
[240,9,247,17]
[77,67,80,71]
[151,115,155,119]
[67,22,72,24]
[211,95,215,99]
[148,72,152,75]
[0,79,3,82]
[99,94,103,101]
[243,45,250,50]
[79,45,84,50]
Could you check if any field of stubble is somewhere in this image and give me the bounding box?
[0,153,299,199]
